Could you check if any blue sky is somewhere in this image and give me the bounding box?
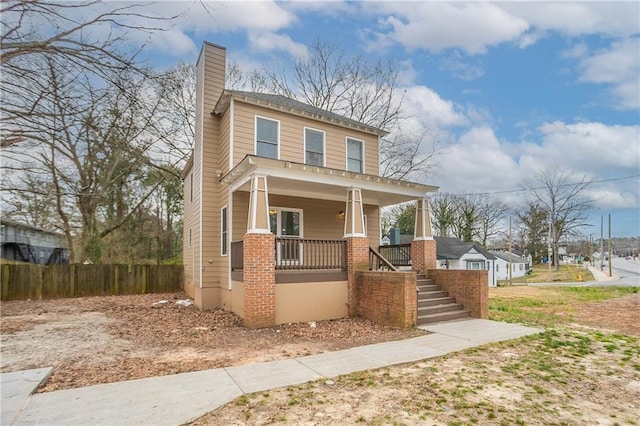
[99,2,640,236]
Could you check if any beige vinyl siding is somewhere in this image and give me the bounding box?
[219,107,231,175]
[198,43,227,296]
[232,191,249,242]
[231,192,378,244]
[231,101,379,174]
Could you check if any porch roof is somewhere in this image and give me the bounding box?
[221,155,438,207]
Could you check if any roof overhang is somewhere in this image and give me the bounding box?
[214,91,389,137]
[220,155,438,207]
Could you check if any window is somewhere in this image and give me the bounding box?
[221,206,228,255]
[466,260,485,270]
[304,128,325,166]
[256,117,279,159]
[188,229,192,247]
[189,173,193,202]
[346,137,363,173]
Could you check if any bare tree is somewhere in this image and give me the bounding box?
[430,193,458,237]
[0,0,177,145]
[1,57,172,262]
[429,193,509,245]
[522,167,593,270]
[475,196,510,247]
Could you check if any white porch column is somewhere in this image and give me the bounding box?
[247,174,271,234]
[344,187,366,237]
[414,198,433,240]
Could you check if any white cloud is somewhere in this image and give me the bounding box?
[577,38,640,110]
[503,2,640,38]
[372,2,529,54]
[247,32,308,57]
[531,121,640,172]
[438,54,485,81]
[402,86,469,130]
[431,127,520,194]
[175,1,295,33]
[430,120,639,211]
[561,42,589,60]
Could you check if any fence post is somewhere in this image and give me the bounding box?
[36,266,43,300]
[69,264,76,297]
[1,264,9,301]
[142,265,147,294]
[114,265,119,295]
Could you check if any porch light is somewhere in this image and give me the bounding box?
[338,211,345,219]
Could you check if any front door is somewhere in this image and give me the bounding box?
[269,208,303,265]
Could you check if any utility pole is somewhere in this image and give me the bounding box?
[600,215,604,271]
[608,213,612,277]
[547,215,552,282]
[508,216,513,286]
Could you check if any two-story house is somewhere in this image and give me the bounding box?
[182,42,450,328]
[0,219,69,264]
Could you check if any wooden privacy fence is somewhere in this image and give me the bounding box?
[1,264,184,301]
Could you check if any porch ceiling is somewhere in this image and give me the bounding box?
[221,155,438,207]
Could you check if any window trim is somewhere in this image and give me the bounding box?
[303,126,326,167]
[255,115,280,160]
[345,137,365,173]
[221,206,228,256]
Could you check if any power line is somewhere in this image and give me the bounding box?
[451,174,640,197]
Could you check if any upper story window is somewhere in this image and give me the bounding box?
[346,137,364,173]
[255,116,279,159]
[304,128,325,166]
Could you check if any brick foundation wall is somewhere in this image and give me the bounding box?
[355,271,417,328]
[411,239,436,274]
[346,237,369,317]
[243,233,276,328]
[426,269,488,319]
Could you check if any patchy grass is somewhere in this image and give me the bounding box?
[489,286,639,327]
[192,327,640,425]
[499,264,595,285]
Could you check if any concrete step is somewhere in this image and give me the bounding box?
[416,274,428,280]
[417,310,471,325]
[418,297,456,308]
[417,290,449,299]
[416,278,434,285]
[417,284,441,292]
[418,303,464,315]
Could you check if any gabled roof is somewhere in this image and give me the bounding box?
[434,236,496,260]
[489,251,527,263]
[215,90,388,137]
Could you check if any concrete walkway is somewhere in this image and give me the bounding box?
[2,319,541,426]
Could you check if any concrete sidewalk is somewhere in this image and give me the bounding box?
[3,319,541,426]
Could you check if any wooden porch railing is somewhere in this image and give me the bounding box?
[230,238,347,271]
[275,237,346,270]
[369,247,398,271]
[378,243,412,267]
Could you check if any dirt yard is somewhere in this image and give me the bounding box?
[0,292,424,392]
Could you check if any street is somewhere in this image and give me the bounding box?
[592,256,640,287]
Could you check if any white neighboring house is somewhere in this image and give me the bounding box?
[435,237,497,287]
[490,251,529,281]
